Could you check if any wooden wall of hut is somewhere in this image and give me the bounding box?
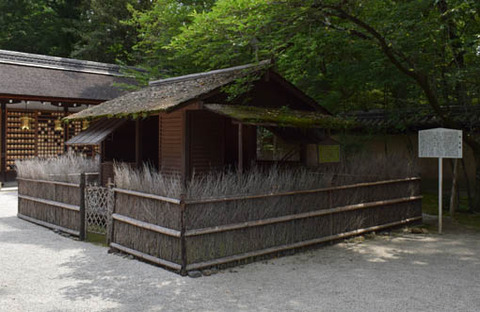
[159,110,184,175]
[187,109,257,175]
[247,79,315,111]
[204,77,318,112]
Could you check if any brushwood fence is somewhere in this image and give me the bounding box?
[17,173,102,239]
[110,177,422,275]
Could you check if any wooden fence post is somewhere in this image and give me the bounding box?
[328,190,334,244]
[238,123,243,176]
[180,194,187,276]
[108,185,116,246]
[79,173,86,241]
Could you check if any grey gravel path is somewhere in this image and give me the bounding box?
[1,190,479,312]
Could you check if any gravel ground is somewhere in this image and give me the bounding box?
[1,190,480,312]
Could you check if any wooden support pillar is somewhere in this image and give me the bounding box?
[182,112,191,190]
[1,102,6,182]
[158,114,162,172]
[63,105,68,152]
[238,123,243,174]
[135,119,141,168]
[304,144,319,167]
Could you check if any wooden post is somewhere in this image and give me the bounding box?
[328,190,334,244]
[79,173,86,241]
[63,105,68,152]
[158,114,162,173]
[135,119,141,168]
[1,102,6,183]
[107,183,116,246]
[180,194,187,276]
[183,112,191,190]
[238,123,243,175]
[438,157,443,234]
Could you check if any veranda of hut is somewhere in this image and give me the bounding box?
[67,62,339,183]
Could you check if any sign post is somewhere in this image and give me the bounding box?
[438,157,443,233]
[418,128,462,234]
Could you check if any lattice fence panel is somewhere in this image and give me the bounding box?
[85,185,113,235]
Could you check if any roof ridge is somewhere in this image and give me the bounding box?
[149,60,270,86]
[0,49,123,76]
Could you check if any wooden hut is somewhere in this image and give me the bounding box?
[0,49,132,182]
[62,63,422,274]
[66,61,344,183]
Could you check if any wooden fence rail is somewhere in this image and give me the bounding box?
[17,175,422,275]
[110,177,422,275]
[17,174,92,239]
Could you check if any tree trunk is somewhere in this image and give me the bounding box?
[316,2,480,211]
[461,158,473,212]
[471,146,480,212]
[449,159,459,216]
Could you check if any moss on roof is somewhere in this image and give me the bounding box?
[205,104,354,129]
[66,61,270,120]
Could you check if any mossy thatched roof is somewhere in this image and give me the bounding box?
[205,104,354,129]
[66,61,270,120]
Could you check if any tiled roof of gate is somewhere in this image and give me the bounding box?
[348,106,480,133]
[0,49,133,102]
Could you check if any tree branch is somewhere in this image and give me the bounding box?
[312,3,451,125]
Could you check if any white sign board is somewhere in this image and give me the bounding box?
[418,128,462,234]
[418,128,462,159]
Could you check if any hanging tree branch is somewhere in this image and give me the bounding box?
[311,3,452,127]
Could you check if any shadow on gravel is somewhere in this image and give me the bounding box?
[3,189,480,311]
[344,233,480,267]
[0,216,39,231]
[56,248,191,312]
[0,215,83,253]
[52,229,480,312]
[0,191,19,202]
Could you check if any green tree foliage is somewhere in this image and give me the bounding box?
[154,0,419,113]
[0,0,153,64]
[71,0,152,64]
[163,0,480,114]
[127,0,216,78]
[2,0,480,208]
[132,0,480,209]
[0,0,82,57]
